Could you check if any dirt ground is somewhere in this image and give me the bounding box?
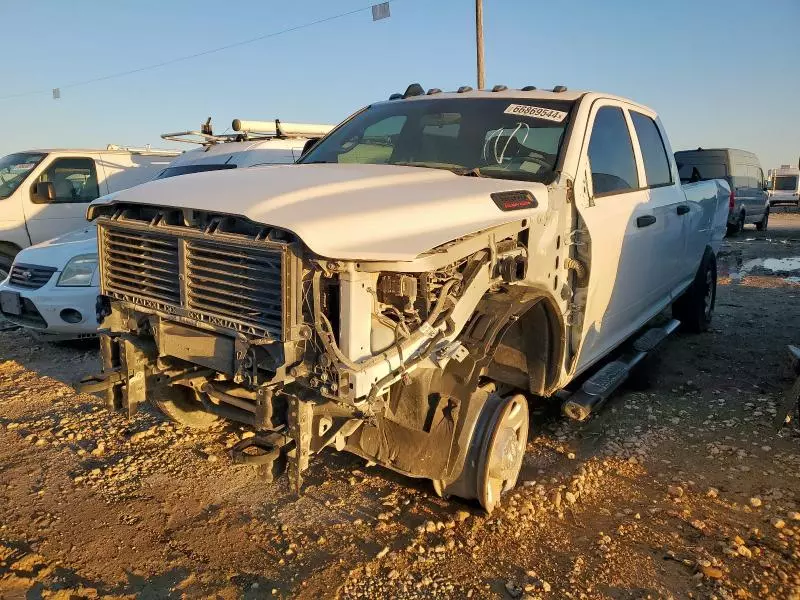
[1,212,799,600]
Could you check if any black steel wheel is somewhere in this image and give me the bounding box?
[673,250,717,333]
[756,208,769,231]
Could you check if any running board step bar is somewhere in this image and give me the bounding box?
[562,319,681,422]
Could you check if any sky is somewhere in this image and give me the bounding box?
[1,0,798,169]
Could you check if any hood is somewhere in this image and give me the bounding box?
[90,164,549,261]
[16,224,97,268]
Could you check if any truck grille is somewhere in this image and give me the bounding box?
[103,229,180,304]
[185,240,283,338]
[9,264,57,289]
[99,223,288,340]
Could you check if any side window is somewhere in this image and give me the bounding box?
[587,107,639,195]
[746,166,759,189]
[630,112,672,187]
[35,157,99,204]
[337,116,407,164]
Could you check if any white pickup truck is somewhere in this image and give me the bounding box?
[82,85,729,512]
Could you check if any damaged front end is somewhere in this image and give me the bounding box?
[81,202,542,509]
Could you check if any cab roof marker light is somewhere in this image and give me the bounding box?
[402,83,425,99]
[552,85,568,93]
[426,88,442,95]
[491,85,508,92]
[457,86,473,93]
[521,85,537,91]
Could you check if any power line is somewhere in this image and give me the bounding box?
[0,2,397,102]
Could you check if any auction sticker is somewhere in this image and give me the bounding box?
[504,104,567,122]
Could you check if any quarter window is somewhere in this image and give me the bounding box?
[587,107,639,195]
[35,157,99,204]
[631,112,672,187]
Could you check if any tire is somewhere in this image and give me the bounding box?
[726,212,744,236]
[672,250,717,333]
[444,391,529,513]
[149,384,219,429]
[0,250,14,281]
[756,207,769,231]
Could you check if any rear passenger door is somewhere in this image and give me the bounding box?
[574,103,656,369]
[629,110,685,297]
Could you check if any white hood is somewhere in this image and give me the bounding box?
[90,164,549,261]
[16,224,97,269]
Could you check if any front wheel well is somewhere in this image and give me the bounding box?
[0,241,21,257]
[466,288,564,395]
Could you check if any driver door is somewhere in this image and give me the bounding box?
[573,102,657,373]
[23,155,102,244]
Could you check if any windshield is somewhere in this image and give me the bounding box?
[0,152,47,199]
[774,175,798,191]
[299,98,575,183]
[156,163,237,180]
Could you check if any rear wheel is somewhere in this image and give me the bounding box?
[149,384,219,429]
[673,251,716,333]
[756,207,769,231]
[726,211,745,236]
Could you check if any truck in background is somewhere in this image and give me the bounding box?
[0,146,178,278]
[769,165,800,207]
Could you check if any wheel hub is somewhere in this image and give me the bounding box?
[489,426,522,480]
[477,393,529,513]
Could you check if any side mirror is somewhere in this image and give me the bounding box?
[300,137,320,159]
[31,181,56,203]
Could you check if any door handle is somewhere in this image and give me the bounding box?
[676,205,690,215]
[636,215,656,228]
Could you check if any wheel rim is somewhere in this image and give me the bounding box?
[478,394,529,513]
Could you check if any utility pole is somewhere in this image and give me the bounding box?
[476,0,485,89]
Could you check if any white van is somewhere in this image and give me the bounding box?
[769,165,800,207]
[0,146,178,277]
[0,119,331,339]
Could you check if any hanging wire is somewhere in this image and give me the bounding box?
[0,1,399,101]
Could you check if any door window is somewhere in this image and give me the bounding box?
[34,157,99,204]
[587,107,639,196]
[630,112,672,187]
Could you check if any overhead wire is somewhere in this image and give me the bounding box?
[0,1,398,101]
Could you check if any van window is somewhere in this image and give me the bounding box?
[588,106,639,195]
[35,157,99,204]
[675,160,726,183]
[630,112,672,187]
[774,174,798,191]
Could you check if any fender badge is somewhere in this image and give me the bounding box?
[491,190,537,211]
